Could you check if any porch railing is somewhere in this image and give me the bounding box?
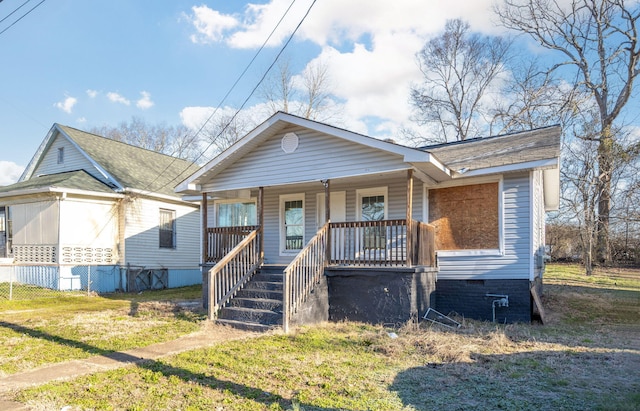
[328,219,436,267]
[205,225,260,263]
[283,223,329,333]
[207,228,262,320]
[412,221,436,267]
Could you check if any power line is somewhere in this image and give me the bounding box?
[0,0,46,37]
[146,0,318,194]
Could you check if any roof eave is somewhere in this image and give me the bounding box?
[451,158,559,179]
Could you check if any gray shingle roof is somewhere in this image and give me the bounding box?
[58,125,201,197]
[0,170,114,194]
[424,125,561,172]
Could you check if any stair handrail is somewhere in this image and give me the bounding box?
[283,222,329,333]
[208,228,262,320]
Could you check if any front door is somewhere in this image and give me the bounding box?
[280,194,304,254]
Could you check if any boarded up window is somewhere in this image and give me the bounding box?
[428,182,499,250]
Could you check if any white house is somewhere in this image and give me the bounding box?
[0,124,202,292]
[176,112,561,330]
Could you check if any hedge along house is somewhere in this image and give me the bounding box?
[176,112,561,331]
[0,124,202,293]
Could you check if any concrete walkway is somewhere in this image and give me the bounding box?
[0,324,260,410]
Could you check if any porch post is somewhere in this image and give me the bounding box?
[202,193,208,263]
[324,180,331,262]
[258,187,264,261]
[406,169,414,266]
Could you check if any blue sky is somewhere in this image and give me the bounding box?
[0,0,543,185]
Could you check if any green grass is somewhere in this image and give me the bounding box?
[5,267,640,410]
[0,285,204,375]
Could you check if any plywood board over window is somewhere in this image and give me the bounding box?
[429,182,499,250]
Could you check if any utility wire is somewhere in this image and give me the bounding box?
[0,0,46,37]
[0,0,31,25]
[145,0,318,194]
[141,0,300,194]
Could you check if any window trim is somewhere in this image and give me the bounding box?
[279,193,305,255]
[213,198,257,227]
[57,147,64,164]
[355,187,388,221]
[424,177,503,257]
[159,208,176,249]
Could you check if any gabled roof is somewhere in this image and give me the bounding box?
[0,170,120,198]
[176,111,450,193]
[22,124,200,198]
[424,125,561,177]
[175,112,562,196]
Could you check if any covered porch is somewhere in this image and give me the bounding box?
[199,170,438,332]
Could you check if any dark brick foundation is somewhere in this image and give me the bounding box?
[326,267,437,326]
[435,279,532,323]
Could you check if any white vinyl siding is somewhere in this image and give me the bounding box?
[202,126,409,192]
[437,173,532,280]
[33,133,96,178]
[123,197,200,268]
[532,170,545,280]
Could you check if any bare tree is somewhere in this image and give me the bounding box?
[561,114,602,275]
[90,117,200,162]
[259,57,339,122]
[489,60,571,133]
[410,18,512,143]
[496,0,640,265]
[200,110,255,160]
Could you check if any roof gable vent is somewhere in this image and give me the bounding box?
[281,132,299,154]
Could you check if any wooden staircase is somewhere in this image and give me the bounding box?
[216,265,284,332]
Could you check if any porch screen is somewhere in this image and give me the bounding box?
[217,201,256,227]
[428,182,499,250]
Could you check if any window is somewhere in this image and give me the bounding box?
[280,194,304,252]
[357,187,388,249]
[428,182,500,251]
[215,200,256,227]
[57,147,64,164]
[159,209,176,249]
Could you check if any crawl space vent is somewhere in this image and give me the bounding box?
[281,132,299,153]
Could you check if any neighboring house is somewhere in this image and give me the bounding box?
[176,112,560,330]
[0,124,202,293]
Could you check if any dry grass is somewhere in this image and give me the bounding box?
[5,265,640,410]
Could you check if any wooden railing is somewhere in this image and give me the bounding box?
[328,219,406,266]
[328,219,436,267]
[207,229,262,320]
[205,225,260,263]
[413,221,436,267]
[283,223,329,333]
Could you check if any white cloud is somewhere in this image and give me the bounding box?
[136,91,154,109]
[54,96,77,114]
[0,161,24,186]
[86,89,99,98]
[184,0,509,140]
[187,5,240,44]
[107,92,130,106]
